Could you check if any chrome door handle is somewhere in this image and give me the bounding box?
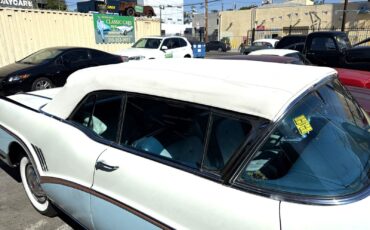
[95,161,119,172]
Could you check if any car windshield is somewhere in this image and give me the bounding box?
[335,35,352,50]
[238,79,370,197]
[132,38,162,49]
[18,48,63,64]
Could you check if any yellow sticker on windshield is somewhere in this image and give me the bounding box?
[293,115,313,136]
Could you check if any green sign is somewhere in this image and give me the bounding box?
[134,5,144,13]
[93,14,135,44]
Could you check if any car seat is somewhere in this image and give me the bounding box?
[132,136,172,158]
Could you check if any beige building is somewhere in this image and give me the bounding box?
[219,2,370,48]
[0,8,160,67]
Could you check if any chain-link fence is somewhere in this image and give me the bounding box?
[219,27,370,50]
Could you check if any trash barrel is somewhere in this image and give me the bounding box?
[192,42,206,58]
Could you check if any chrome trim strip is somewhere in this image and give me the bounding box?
[31,144,48,171]
[40,177,173,230]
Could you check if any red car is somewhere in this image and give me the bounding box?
[336,68,370,89]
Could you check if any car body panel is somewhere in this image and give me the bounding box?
[336,68,370,89]
[92,147,280,230]
[281,196,370,230]
[41,183,93,229]
[346,86,370,114]
[91,192,161,230]
[0,128,16,165]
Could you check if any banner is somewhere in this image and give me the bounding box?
[0,0,33,8]
[93,14,135,44]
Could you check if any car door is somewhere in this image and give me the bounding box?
[54,50,91,86]
[305,36,341,67]
[91,94,280,229]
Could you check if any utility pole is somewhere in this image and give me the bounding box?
[341,0,348,32]
[204,0,208,42]
[159,5,164,35]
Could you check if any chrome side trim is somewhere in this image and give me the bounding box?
[40,177,173,230]
[31,144,48,171]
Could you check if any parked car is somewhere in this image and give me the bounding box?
[0,59,369,229]
[206,41,230,52]
[345,85,370,114]
[276,32,370,71]
[210,54,304,64]
[115,36,193,60]
[335,68,370,89]
[118,0,155,17]
[248,49,311,64]
[0,47,124,96]
[242,38,279,55]
[275,35,307,52]
[248,49,370,89]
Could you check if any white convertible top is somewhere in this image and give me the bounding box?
[42,59,336,121]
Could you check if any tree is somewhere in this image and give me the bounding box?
[239,5,257,10]
[44,0,67,11]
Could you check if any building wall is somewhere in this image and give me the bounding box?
[219,2,370,47]
[192,12,219,40]
[219,10,252,48]
[0,7,160,67]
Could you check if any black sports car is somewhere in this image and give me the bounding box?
[0,47,124,96]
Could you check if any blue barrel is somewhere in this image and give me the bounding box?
[192,42,206,58]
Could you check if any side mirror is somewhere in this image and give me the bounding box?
[161,46,168,51]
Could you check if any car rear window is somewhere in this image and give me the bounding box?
[237,79,370,197]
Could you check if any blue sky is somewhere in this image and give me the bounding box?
[68,0,346,12]
[183,0,344,12]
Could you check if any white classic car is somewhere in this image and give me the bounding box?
[0,59,369,229]
[115,36,193,60]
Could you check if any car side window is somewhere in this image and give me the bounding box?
[62,50,89,65]
[178,38,187,47]
[120,96,209,169]
[204,115,252,172]
[90,50,111,59]
[310,37,337,51]
[69,92,124,141]
[162,38,178,50]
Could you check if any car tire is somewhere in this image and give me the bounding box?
[218,47,223,52]
[126,8,135,16]
[20,157,57,217]
[31,77,54,91]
